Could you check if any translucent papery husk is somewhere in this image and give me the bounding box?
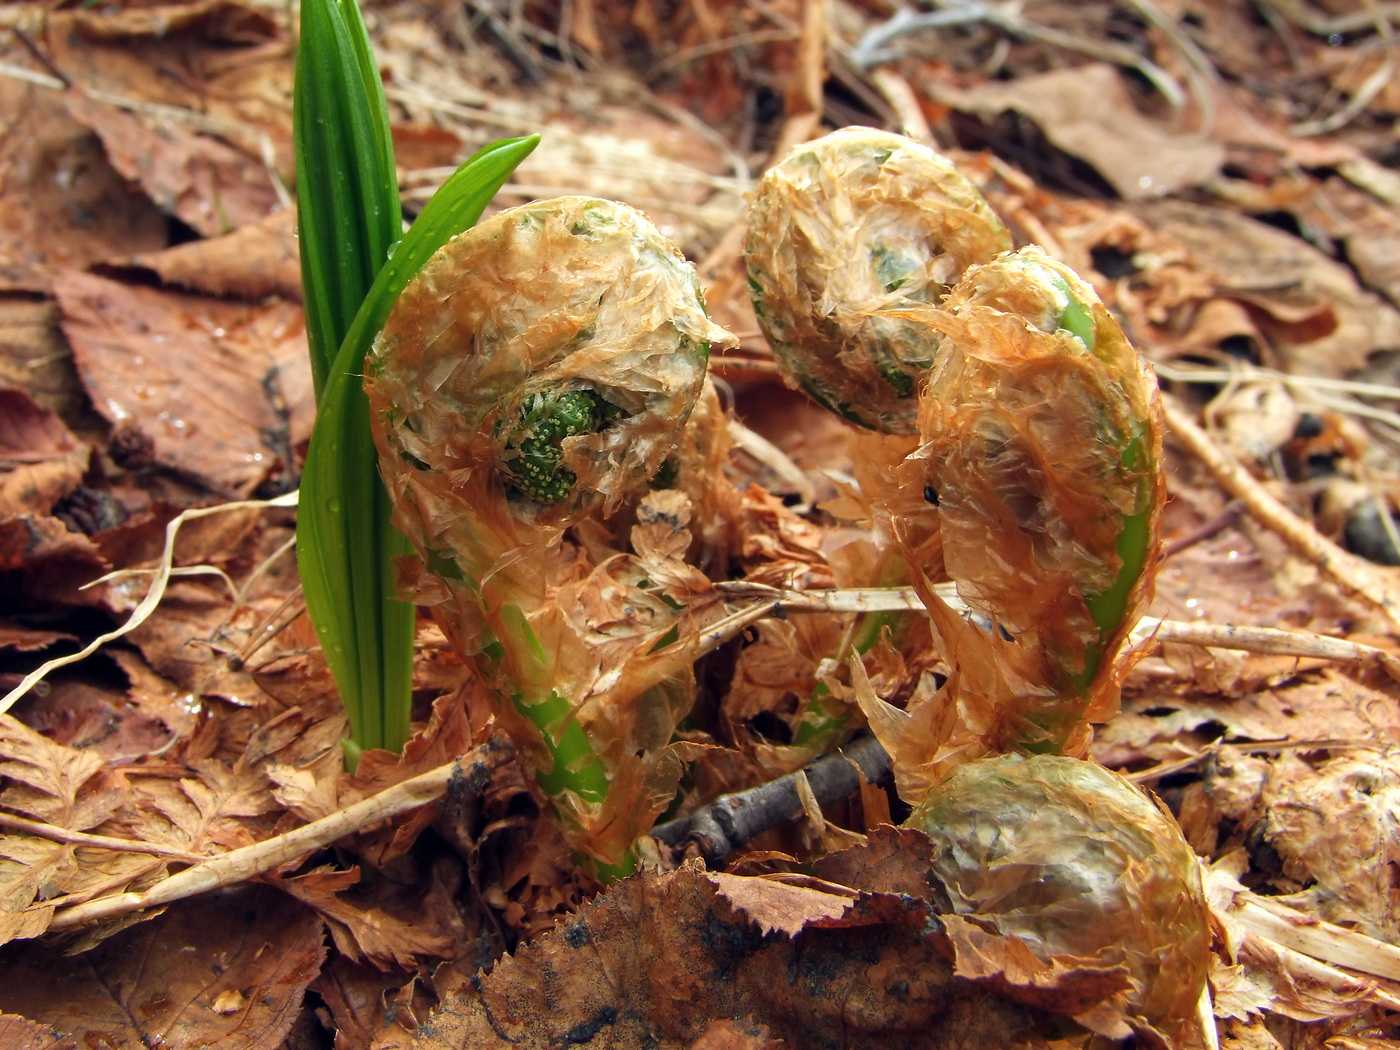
[744,128,1011,434]
[907,754,1211,1047]
[882,247,1164,775]
[366,196,737,865]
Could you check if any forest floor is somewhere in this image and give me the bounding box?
[3,0,1400,1046]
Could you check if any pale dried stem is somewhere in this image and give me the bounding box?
[1133,618,1400,682]
[1162,395,1400,629]
[726,418,817,511]
[1205,862,1400,1002]
[45,749,498,930]
[0,813,202,862]
[869,67,935,144]
[721,583,1400,677]
[0,492,301,713]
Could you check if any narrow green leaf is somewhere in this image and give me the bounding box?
[293,0,400,398]
[341,136,542,359]
[293,0,407,759]
[297,136,538,755]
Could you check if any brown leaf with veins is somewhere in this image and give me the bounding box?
[0,715,130,946]
[127,211,303,302]
[1138,199,1400,377]
[62,92,282,239]
[55,270,307,498]
[44,0,293,194]
[0,79,168,294]
[276,861,464,971]
[0,389,88,518]
[0,885,324,1050]
[402,863,1125,1050]
[0,515,108,610]
[0,1014,75,1050]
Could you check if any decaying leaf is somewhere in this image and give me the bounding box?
[0,389,89,518]
[931,64,1225,200]
[402,862,1136,1050]
[1138,199,1400,377]
[0,886,323,1050]
[55,271,308,498]
[0,79,168,294]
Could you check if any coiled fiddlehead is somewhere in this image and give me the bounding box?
[744,127,1011,433]
[366,195,735,868]
[906,753,1210,1046]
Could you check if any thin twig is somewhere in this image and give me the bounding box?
[1162,395,1400,629]
[650,734,892,867]
[0,492,301,714]
[0,813,202,862]
[720,582,1400,679]
[726,418,817,511]
[46,739,512,930]
[1136,617,1400,681]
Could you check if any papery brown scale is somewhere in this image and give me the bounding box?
[907,755,1210,1046]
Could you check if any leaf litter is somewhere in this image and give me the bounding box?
[2,0,1400,1046]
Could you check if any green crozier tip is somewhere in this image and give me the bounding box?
[503,388,607,503]
[516,689,610,803]
[1052,276,1097,352]
[877,359,916,399]
[1071,432,1153,691]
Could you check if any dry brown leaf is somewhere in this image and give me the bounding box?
[61,92,282,239]
[0,885,324,1049]
[0,389,88,518]
[0,714,131,945]
[275,861,464,970]
[54,270,308,498]
[932,64,1224,200]
[702,870,859,935]
[1259,753,1400,941]
[0,624,75,654]
[685,1017,786,1050]
[126,211,303,303]
[0,79,168,294]
[15,669,176,763]
[404,863,1122,1050]
[1138,200,1400,377]
[0,1013,75,1050]
[44,0,293,176]
[0,515,109,610]
[313,954,419,1050]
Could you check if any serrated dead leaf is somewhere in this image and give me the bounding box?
[0,885,323,1049]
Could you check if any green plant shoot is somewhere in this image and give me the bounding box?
[293,0,537,762]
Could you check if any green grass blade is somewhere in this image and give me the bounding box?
[297,137,538,755]
[342,136,541,357]
[293,0,400,398]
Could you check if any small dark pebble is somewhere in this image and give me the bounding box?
[1344,502,1400,566]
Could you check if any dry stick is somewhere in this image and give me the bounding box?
[0,491,301,714]
[46,740,512,930]
[868,66,935,144]
[1162,395,1400,630]
[721,582,1400,680]
[1204,862,1400,993]
[1136,617,1400,682]
[650,733,892,867]
[0,813,202,862]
